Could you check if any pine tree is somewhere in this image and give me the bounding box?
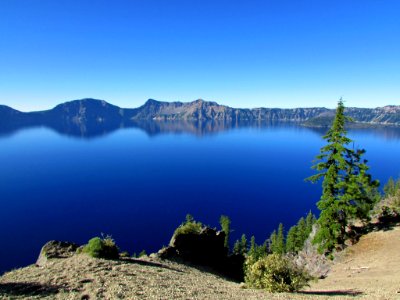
[307,99,379,253]
[285,225,298,253]
[383,177,400,198]
[249,236,257,257]
[285,213,317,254]
[344,149,380,222]
[270,223,285,254]
[294,218,307,251]
[233,234,248,255]
[269,230,277,253]
[240,234,248,254]
[277,223,285,254]
[305,211,316,233]
[219,215,231,249]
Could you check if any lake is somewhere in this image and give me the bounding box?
[1,122,400,274]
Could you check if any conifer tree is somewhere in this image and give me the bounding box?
[296,217,307,249]
[270,223,285,254]
[285,225,298,253]
[307,99,379,253]
[269,230,277,253]
[277,223,285,254]
[219,215,231,249]
[285,212,317,254]
[233,234,248,256]
[383,177,399,197]
[247,236,267,262]
[240,234,248,254]
[344,149,380,222]
[305,211,316,233]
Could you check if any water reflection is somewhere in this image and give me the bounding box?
[0,118,400,139]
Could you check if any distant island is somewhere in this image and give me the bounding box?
[0,98,399,138]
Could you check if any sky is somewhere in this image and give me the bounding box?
[0,0,399,111]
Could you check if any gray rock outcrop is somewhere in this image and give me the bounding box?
[36,241,79,267]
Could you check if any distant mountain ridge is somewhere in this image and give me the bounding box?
[0,98,399,137]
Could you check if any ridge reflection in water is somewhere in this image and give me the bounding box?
[1,119,400,139]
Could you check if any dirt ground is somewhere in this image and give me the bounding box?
[1,226,399,299]
[305,225,400,300]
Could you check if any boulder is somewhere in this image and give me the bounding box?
[161,227,227,267]
[36,240,79,267]
[158,226,244,280]
[293,225,330,279]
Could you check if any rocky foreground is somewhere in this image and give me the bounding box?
[0,254,266,300]
[1,225,400,299]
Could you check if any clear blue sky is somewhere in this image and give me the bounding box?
[0,0,399,111]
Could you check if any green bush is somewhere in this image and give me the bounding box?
[245,253,311,293]
[173,214,203,238]
[82,236,119,259]
[120,251,130,258]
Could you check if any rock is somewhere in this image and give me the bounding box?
[158,226,244,281]
[166,227,227,266]
[294,225,330,279]
[157,246,177,259]
[36,240,79,267]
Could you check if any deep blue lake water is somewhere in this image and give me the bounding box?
[1,123,400,274]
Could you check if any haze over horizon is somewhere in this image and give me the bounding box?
[1,0,399,111]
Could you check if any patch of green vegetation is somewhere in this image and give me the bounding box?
[219,215,231,249]
[233,234,248,256]
[82,235,119,259]
[119,251,130,258]
[173,214,203,238]
[383,177,400,212]
[245,253,311,292]
[286,211,316,254]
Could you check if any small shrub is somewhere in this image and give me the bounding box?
[378,205,399,223]
[245,253,311,293]
[173,214,203,238]
[120,251,130,258]
[83,236,119,259]
[138,250,147,257]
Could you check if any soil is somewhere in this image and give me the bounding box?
[1,225,399,299]
[304,225,400,300]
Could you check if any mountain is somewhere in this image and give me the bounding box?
[0,98,399,137]
[42,99,125,122]
[130,99,332,122]
[127,99,400,125]
[0,105,23,121]
[304,106,400,128]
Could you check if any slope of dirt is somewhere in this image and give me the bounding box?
[305,225,400,299]
[0,254,267,300]
[1,226,399,299]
